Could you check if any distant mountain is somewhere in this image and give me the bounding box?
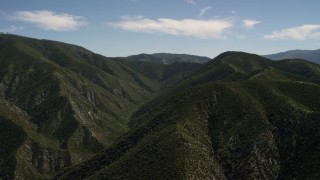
[57,52,320,180]
[122,53,211,64]
[264,49,320,64]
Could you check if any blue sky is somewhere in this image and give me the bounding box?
[1,0,320,58]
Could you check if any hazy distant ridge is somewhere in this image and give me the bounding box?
[122,53,211,64]
[264,49,320,64]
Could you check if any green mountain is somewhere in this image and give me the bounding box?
[119,60,203,88]
[131,52,320,124]
[121,53,211,64]
[264,49,320,64]
[0,34,163,179]
[1,34,320,179]
[55,51,320,179]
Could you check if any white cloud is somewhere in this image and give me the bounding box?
[0,11,5,17]
[198,6,212,18]
[231,10,237,16]
[186,0,196,5]
[264,24,320,40]
[242,19,261,29]
[0,25,24,33]
[311,31,320,39]
[109,16,233,39]
[233,33,246,39]
[9,10,87,31]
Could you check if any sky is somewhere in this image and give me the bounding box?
[1,0,320,58]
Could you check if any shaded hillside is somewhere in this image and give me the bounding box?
[2,34,320,179]
[264,49,320,64]
[122,53,211,64]
[0,34,160,178]
[131,51,320,124]
[119,60,203,88]
[56,52,320,179]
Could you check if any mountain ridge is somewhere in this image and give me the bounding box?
[263,49,320,64]
[0,34,160,178]
[120,53,211,64]
[0,34,212,178]
[56,51,320,179]
[1,34,320,179]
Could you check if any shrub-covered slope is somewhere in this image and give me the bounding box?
[0,34,161,178]
[2,34,320,179]
[120,60,203,88]
[56,52,320,179]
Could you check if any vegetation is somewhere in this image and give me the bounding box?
[120,53,210,64]
[0,34,159,178]
[1,34,320,179]
[56,51,320,179]
[0,116,26,179]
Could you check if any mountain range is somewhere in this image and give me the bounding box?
[264,49,320,64]
[120,53,211,64]
[1,34,320,179]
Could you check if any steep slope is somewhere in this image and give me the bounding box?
[122,53,211,64]
[56,52,320,179]
[0,34,159,178]
[131,51,320,124]
[264,49,320,64]
[120,60,203,88]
